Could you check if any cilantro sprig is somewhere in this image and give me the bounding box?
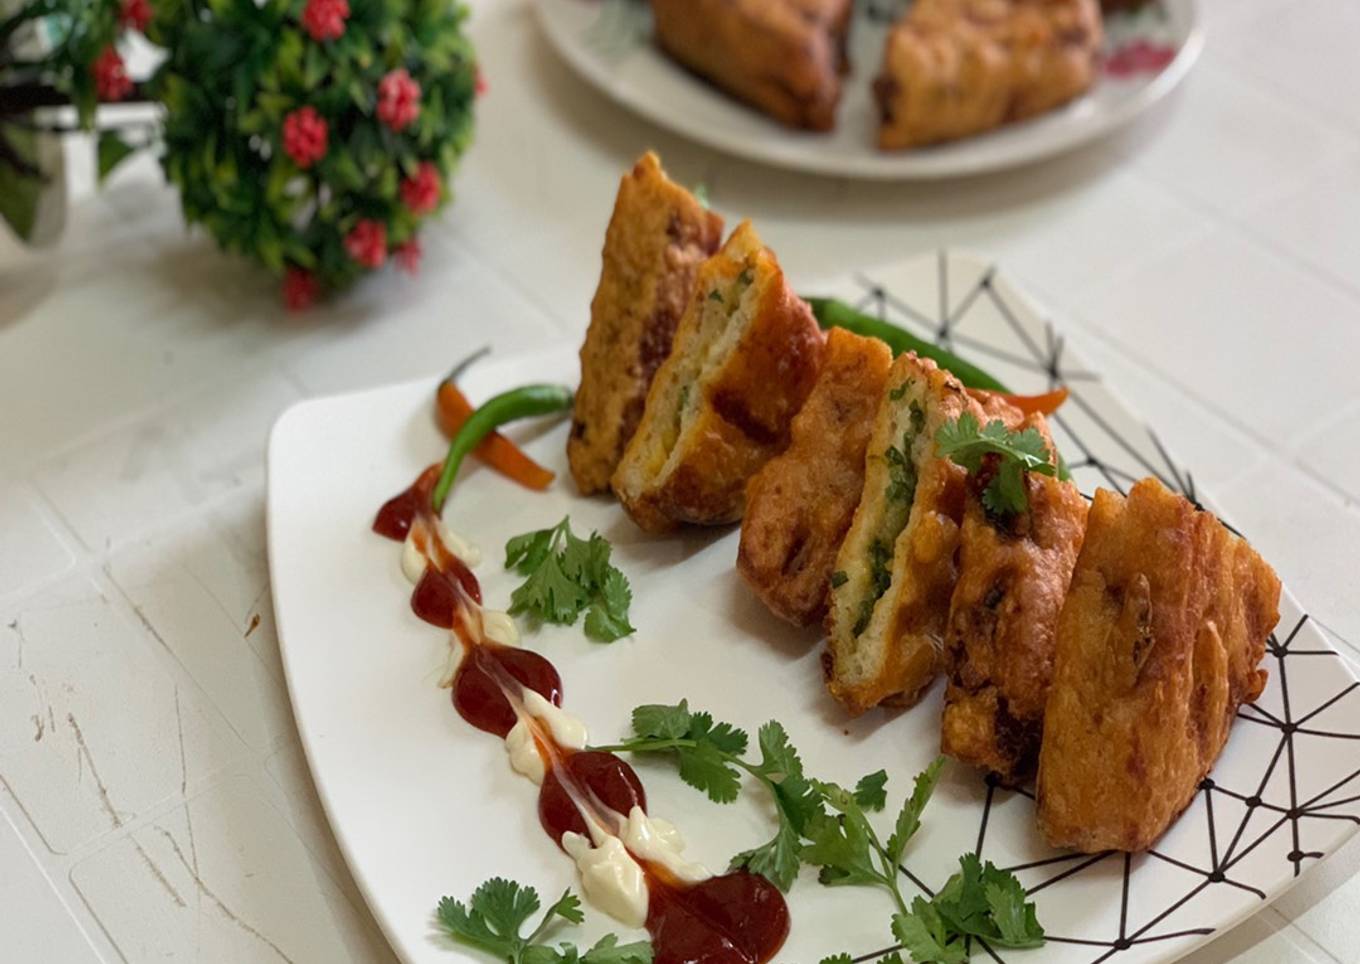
[934,413,1056,517]
[436,878,651,964]
[595,703,1045,962]
[505,517,635,642]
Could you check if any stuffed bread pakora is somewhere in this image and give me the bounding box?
[824,353,1020,715]
[568,152,725,495]
[738,328,893,627]
[941,415,1088,785]
[1037,478,1281,853]
[611,220,824,533]
[874,0,1103,149]
[651,0,853,131]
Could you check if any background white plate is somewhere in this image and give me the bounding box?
[532,0,1203,180]
[268,251,1360,963]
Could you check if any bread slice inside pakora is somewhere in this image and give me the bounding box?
[568,152,724,495]
[1036,478,1281,852]
[611,220,824,533]
[738,328,893,627]
[824,353,1019,714]
[941,423,1088,784]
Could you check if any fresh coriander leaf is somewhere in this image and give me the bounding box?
[886,757,944,863]
[880,954,906,964]
[584,603,635,643]
[830,570,848,588]
[888,382,909,401]
[673,740,742,803]
[820,955,854,964]
[558,527,598,586]
[934,854,992,939]
[893,900,968,964]
[801,807,881,888]
[599,567,633,619]
[580,934,654,964]
[437,877,542,959]
[736,267,754,287]
[505,525,558,575]
[707,289,723,303]
[982,867,1044,948]
[586,533,616,587]
[542,889,584,927]
[754,721,804,782]
[934,414,1055,516]
[631,702,692,741]
[509,552,588,624]
[853,770,888,812]
[730,814,803,892]
[771,771,825,835]
[689,711,749,757]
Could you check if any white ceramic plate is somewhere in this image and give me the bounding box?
[531,0,1202,180]
[268,251,1360,964]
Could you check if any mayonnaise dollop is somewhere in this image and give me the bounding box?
[562,832,649,929]
[622,807,710,883]
[520,689,588,751]
[505,718,547,784]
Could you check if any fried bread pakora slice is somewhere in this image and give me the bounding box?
[651,0,853,131]
[568,152,725,495]
[941,421,1088,784]
[611,220,825,533]
[874,0,1103,150]
[737,328,893,627]
[1037,478,1281,852]
[824,353,1020,715]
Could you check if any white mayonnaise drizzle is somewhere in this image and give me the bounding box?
[562,832,650,929]
[505,719,547,784]
[622,807,710,883]
[399,512,712,927]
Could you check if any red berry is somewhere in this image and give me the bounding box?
[282,267,320,311]
[395,237,422,275]
[400,162,441,216]
[345,220,388,268]
[281,106,328,169]
[301,0,349,41]
[377,68,421,131]
[120,0,152,31]
[92,47,133,102]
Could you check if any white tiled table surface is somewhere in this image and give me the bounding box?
[2,0,1358,961]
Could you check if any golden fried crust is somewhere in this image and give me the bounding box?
[875,0,1103,150]
[1036,478,1281,853]
[611,221,825,533]
[651,0,853,131]
[942,449,1088,785]
[569,152,724,495]
[824,355,1023,716]
[738,329,893,627]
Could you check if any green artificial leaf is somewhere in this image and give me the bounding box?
[0,123,42,241]
[853,770,889,812]
[97,130,138,184]
[886,757,944,864]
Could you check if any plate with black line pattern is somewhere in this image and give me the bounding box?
[267,249,1360,964]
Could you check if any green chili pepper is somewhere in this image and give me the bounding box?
[432,383,574,512]
[804,296,1070,481]
[803,296,1010,393]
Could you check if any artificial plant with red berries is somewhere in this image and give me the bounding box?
[155,0,476,306]
[2,0,477,308]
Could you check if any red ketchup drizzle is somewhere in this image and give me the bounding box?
[539,750,647,844]
[453,644,563,738]
[375,469,790,963]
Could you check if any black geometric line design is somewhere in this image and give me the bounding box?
[833,254,1360,964]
